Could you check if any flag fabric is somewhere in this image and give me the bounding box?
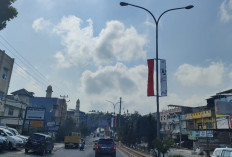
[114,117,117,128]
[160,59,167,96]
[147,59,155,96]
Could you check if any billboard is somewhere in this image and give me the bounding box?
[216,101,232,115]
[30,121,44,127]
[216,116,230,129]
[160,59,167,96]
[25,107,45,120]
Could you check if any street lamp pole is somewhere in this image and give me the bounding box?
[120,2,193,138]
[106,100,120,116]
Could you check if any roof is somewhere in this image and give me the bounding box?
[11,89,34,97]
[33,133,51,137]
[217,89,232,95]
[168,104,193,108]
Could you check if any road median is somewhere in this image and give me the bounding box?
[117,142,151,157]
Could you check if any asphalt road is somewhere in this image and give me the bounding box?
[0,136,125,157]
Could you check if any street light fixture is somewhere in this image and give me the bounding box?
[106,100,120,116]
[120,2,193,139]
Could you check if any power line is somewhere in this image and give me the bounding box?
[0,35,71,96]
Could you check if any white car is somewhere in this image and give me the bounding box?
[6,127,28,144]
[0,136,8,150]
[0,128,24,150]
[212,148,232,157]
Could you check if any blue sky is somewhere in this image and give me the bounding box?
[1,0,232,115]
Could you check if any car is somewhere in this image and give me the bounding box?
[221,150,232,157]
[0,136,8,151]
[25,133,54,156]
[0,126,28,145]
[95,138,116,157]
[212,148,232,157]
[0,128,24,150]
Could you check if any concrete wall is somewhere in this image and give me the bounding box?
[0,50,14,95]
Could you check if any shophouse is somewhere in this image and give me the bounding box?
[0,89,33,131]
[0,50,14,112]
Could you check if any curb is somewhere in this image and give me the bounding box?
[117,143,150,157]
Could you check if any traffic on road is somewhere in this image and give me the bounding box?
[0,134,125,157]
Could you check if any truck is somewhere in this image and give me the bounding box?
[64,132,81,149]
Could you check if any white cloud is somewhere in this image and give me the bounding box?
[32,18,51,32]
[144,17,156,28]
[77,63,157,114]
[80,63,146,95]
[51,16,147,68]
[220,0,232,22]
[174,62,225,88]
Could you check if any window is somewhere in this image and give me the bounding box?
[2,68,9,80]
[205,122,212,129]
[8,107,14,116]
[221,150,232,157]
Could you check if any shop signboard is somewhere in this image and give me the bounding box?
[216,116,229,129]
[47,121,56,127]
[25,107,45,120]
[48,125,59,131]
[30,120,44,127]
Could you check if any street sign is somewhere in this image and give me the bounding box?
[48,125,59,131]
[25,107,45,120]
[47,121,56,127]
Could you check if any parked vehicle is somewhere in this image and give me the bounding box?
[0,128,24,150]
[25,133,54,156]
[64,132,81,149]
[0,126,28,144]
[212,148,232,157]
[0,136,8,151]
[221,149,232,157]
[95,138,116,157]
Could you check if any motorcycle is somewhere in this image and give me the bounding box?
[79,142,84,151]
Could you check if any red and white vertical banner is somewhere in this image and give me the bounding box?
[147,59,155,96]
[160,59,167,96]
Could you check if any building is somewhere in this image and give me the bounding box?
[66,99,87,127]
[0,89,33,131]
[26,85,67,134]
[0,50,14,112]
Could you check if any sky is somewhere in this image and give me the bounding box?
[1,0,232,115]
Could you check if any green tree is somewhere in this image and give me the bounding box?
[77,121,90,137]
[153,137,174,157]
[117,111,157,149]
[0,0,18,31]
[56,117,77,141]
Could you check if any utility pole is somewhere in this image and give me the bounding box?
[119,97,122,127]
